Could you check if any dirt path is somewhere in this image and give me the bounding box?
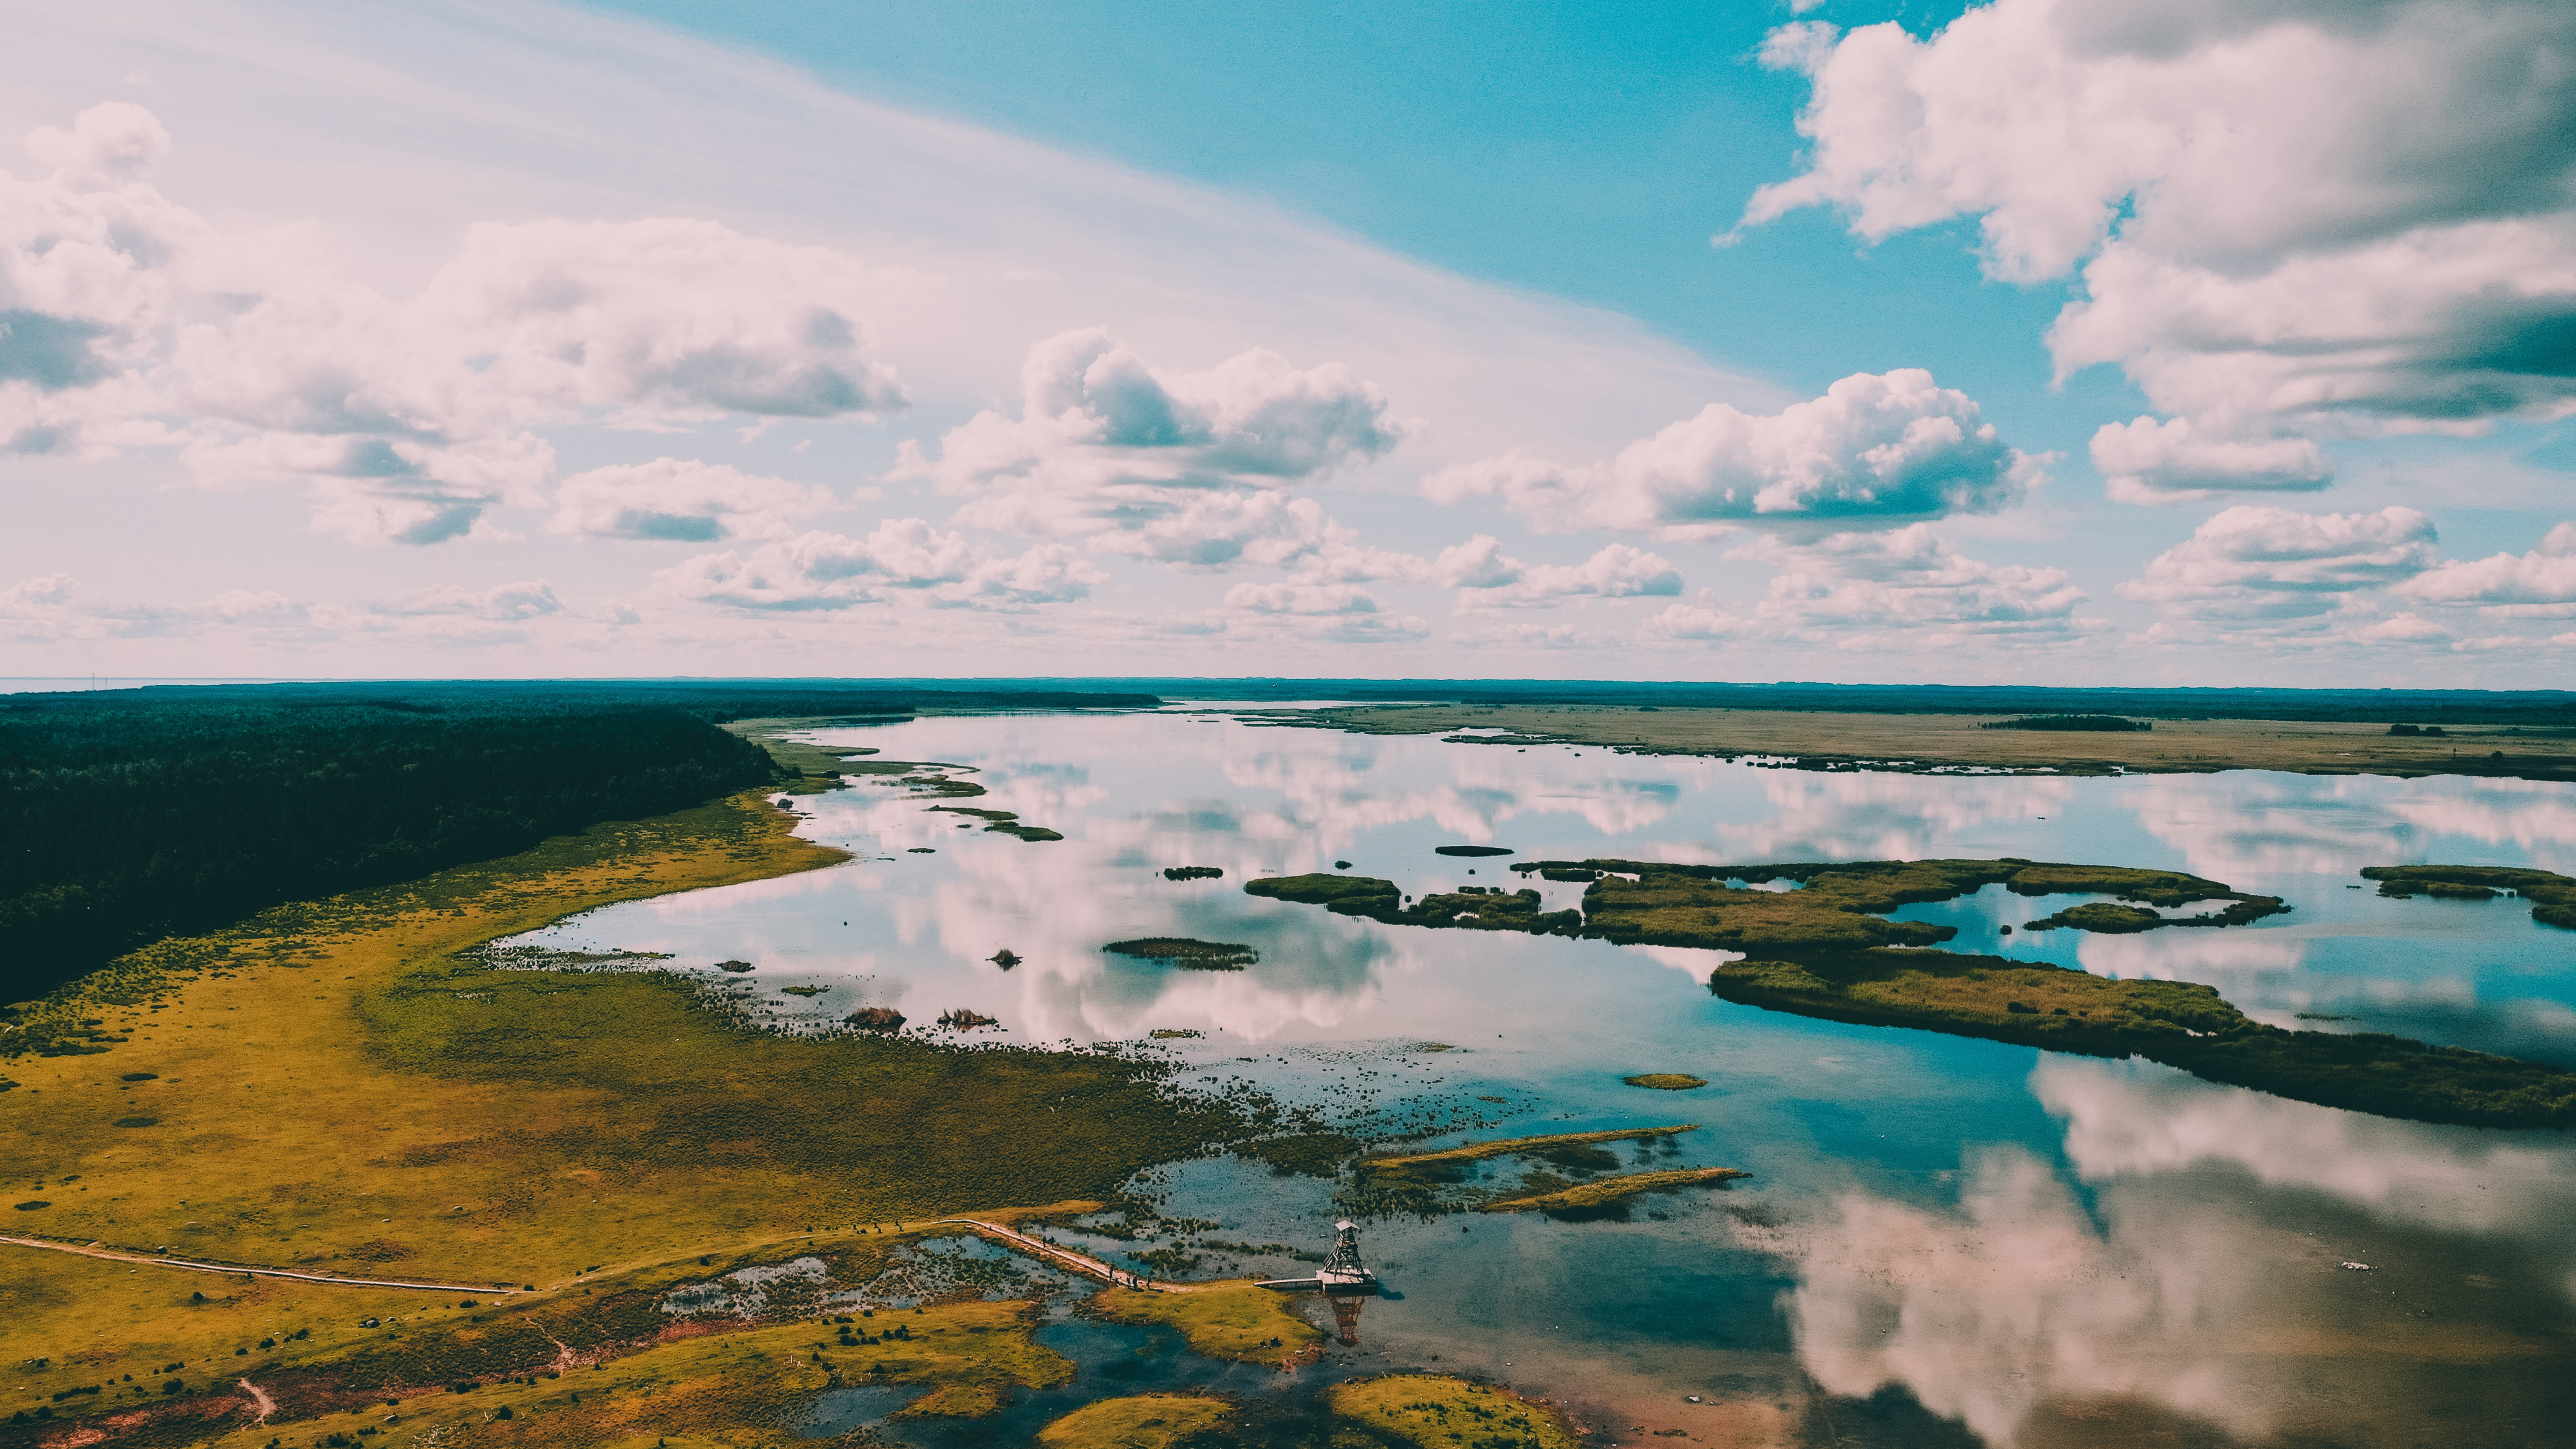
[238,1379,276,1422]
[0,1234,513,1294]
[929,1218,1196,1293]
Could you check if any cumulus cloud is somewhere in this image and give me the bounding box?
[2121,505,2439,620]
[1222,582,1384,616]
[659,519,1103,612]
[548,459,835,542]
[1644,525,2094,648]
[898,329,1406,568]
[1741,0,2576,489]
[1426,370,2043,533]
[1,104,907,543]
[373,580,565,621]
[1431,537,1682,607]
[0,570,604,648]
[2400,522,2576,608]
[2088,415,2332,504]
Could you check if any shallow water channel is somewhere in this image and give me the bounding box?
[504,708,2576,1448]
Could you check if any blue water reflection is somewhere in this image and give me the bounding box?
[503,711,2576,1446]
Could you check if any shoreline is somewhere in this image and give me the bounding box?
[1233,703,2576,781]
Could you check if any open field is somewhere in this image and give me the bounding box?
[1248,704,2576,780]
[1,786,1269,1442]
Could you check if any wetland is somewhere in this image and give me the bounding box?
[9,704,2576,1448]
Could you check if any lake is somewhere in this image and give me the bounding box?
[502,708,2576,1448]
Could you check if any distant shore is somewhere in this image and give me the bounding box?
[1238,704,2576,781]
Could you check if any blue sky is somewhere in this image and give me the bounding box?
[3,0,2572,682]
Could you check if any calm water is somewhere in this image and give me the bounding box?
[506,710,2576,1448]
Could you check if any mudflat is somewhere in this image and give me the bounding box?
[1254,704,2576,780]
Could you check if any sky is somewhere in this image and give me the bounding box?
[3,0,2573,685]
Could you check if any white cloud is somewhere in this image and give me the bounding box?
[374,580,564,621]
[1638,601,1749,641]
[899,328,1407,568]
[1426,369,2043,533]
[3,105,909,544]
[1741,0,2576,483]
[1668,525,2096,647]
[2088,415,2331,504]
[2121,505,2439,620]
[1221,582,1383,616]
[1432,537,1682,607]
[549,458,835,542]
[657,519,1102,612]
[2400,521,2576,606]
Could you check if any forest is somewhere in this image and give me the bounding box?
[0,681,1157,1000]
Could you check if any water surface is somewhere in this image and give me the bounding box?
[508,710,2576,1448]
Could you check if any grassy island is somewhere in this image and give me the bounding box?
[1246,858,2576,1129]
[2361,864,2576,929]
[1102,938,1261,969]
[1478,1166,1747,1214]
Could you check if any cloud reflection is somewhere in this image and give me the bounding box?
[1764,1057,2576,1447]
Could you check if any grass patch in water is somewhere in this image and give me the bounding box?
[1083,1282,1323,1364]
[1477,1167,1747,1214]
[2363,864,2576,928]
[1102,939,1260,970]
[1358,1126,1698,1177]
[1621,1073,1707,1091]
[1038,1392,1234,1448]
[1325,1375,1580,1449]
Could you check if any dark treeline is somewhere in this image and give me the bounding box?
[0,681,1159,1001]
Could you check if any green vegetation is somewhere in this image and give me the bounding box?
[1251,855,2573,1128]
[1552,858,2290,954]
[1713,950,2576,1128]
[1244,875,1580,936]
[928,806,1065,842]
[1621,1073,1707,1090]
[1360,1127,1697,1176]
[1,682,1160,1002]
[1341,1128,1707,1218]
[1433,845,1515,857]
[2362,865,2576,929]
[2387,723,2449,737]
[0,784,1303,1440]
[1244,873,1401,914]
[1161,866,1224,881]
[0,694,775,1000]
[1085,1281,1324,1363]
[1234,1132,1364,1177]
[1477,1167,1747,1214]
[1325,1375,1580,1449]
[1038,1393,1236,1448]
[1979,715,2151,731]
[1102,938,1260,969]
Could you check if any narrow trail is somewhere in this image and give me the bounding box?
[238,1379,276,1423]
[0,1234,513,1294]
[928,1219,1197,1293]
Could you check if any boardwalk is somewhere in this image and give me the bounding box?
[928,1218,1195,1293]
[0,1233,515,1293]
